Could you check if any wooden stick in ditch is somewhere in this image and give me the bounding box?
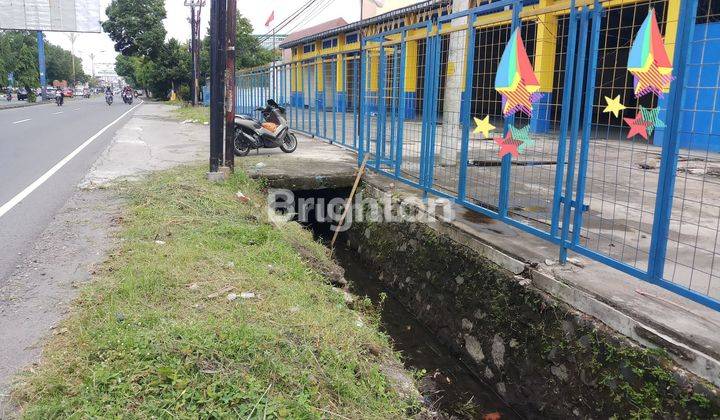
[330,154,370,250]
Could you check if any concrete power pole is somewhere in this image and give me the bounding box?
[208,0,226,176]
[185,0,204,106]
[67,33,78,87]
[224,0,237,172]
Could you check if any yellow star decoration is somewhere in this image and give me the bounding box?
[603,95,627,118]
[473,115,496,138]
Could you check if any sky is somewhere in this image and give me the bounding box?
[44,0,363,77]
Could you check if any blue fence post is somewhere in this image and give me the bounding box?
[342,55,347,146]
[498,1,522,218]
[376,45,387,170]
[457,14,478,203]
[37,31,47,99]
[306,62,311,133]
[396,31,407,178]
[353,55,360,149]
[358,46,368,165]
[390,46,399,164]
[319,58,328,139]
[314,59,320,137]
[420,21,436,195]
[571,1,602,247]
[550,0,579,238]
[647,0,700,282]
[559,7,590,263]
[332,56,337,143]
[424,21,442,195]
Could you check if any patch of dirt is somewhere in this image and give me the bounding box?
[0,188,123,416]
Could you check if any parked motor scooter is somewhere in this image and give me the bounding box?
[5,90,11,101]
[233,99,297,156]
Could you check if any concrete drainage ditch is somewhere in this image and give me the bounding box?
[269,185,720,419]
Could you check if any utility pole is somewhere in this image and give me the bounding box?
[208,0,226,176]
[185,0,204,106]
[224,0,237,172]
[66,33,78,87]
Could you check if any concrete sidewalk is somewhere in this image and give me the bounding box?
[242,132,720,389]
[81,103,208,187]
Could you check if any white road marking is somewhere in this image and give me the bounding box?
[12,119,30,124]
[52,111,63,115]
[0,101,143,220]
[73,108,80,111]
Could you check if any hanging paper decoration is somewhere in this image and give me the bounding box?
[623,112,650,140]
[494,131,523,158]
[602,95,627,118]
[627,9,673,98]
[495,28,542,117]
[473,115,496,138]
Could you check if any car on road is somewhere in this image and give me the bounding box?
[63,88,74,98]
[16,88,28,100]
[74,88,84,97]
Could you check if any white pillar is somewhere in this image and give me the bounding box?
[439,0,470,167]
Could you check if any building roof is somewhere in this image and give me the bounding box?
[279,0,449,49]
[280,18,349,48]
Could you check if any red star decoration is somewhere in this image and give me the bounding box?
[494,131,523,159]
[623,112,650,140]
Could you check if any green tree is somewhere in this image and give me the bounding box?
[198,14,276,82]
[102,0,166,58]
[235,15,276,68]
[0,31,86,88]
[45,41,88,84]
[115,54,139,87]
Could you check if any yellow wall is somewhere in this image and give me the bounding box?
[405,40,418,93]
[534,0,558,92]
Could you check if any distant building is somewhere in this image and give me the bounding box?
[254,33,288,51]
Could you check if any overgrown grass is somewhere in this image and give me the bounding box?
[172,104,210,124]
[13,166,415,418]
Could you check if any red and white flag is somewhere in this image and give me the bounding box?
[265,10,275,27]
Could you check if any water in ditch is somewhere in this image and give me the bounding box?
[331,244,520,419]
[282,188,519,418]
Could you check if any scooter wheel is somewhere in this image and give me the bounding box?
[280,133,298,153]
[233,131,251,156]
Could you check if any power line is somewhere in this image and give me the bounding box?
[256,0,318,42]
[280,0,336,38]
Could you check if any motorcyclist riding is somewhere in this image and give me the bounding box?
[122,86,133,104]
[55,86,64,106]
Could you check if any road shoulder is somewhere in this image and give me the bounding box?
[0,103,208,416]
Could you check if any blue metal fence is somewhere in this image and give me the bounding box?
[236,0,720,311]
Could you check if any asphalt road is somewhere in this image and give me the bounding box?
[0,96,141,283]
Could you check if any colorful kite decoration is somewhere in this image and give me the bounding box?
[495,28,543,117]
[627,9,673,98]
